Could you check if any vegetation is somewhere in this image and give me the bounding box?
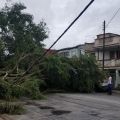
[0,2,48,96]
[43,55,104,93]
[0,2,48,114]
[0,101,24,114]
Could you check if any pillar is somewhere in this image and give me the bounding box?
[115,70,120,88]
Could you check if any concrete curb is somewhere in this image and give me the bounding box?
[113,90,120,94]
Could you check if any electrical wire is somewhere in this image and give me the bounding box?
[23,0,95,75]
[106,7,120,28]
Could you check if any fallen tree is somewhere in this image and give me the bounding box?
[0,2,48,100]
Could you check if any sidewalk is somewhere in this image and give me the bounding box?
[113,90,120,94]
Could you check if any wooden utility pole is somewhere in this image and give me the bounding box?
[102,21,105,70]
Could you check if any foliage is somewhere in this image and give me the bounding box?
[21,78,45,99]
[43,56,71,89]
[43,55,105,93]
[0,78,44,100]
[0,2,47,98]
[0,2,47,114]
[0,80,12,100]
[69,55,104,92]
[0,2,48,72]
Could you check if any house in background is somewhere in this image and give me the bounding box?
[57,44,85,58]
[94,33,120,88]
[84,42,95,56]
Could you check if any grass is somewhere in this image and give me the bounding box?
[0,100,25,114]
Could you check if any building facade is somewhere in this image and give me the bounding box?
[84,42,95,56]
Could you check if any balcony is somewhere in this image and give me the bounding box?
[98,59,120,68]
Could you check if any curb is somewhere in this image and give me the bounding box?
[113,90,120,94]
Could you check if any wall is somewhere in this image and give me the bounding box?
[95,36,120,47]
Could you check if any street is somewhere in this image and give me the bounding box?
[7,93,120,120]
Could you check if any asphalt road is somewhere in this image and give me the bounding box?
[8,93,120,120]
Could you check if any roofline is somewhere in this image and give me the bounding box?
[85,42,94,44]
[57,44,84,51]
[97,33,120,37]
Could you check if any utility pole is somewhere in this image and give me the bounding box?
[102,21,105,70]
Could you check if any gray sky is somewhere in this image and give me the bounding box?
[1,0,120,49]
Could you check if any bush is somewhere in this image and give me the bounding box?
[21,78,44,99]
[0,77,45,100]
[11,84,25,98]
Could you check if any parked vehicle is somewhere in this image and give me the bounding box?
[100,80,108,92]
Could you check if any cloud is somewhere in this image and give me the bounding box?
[1,0,120,49]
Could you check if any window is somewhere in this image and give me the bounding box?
[71,50,76,56]
[64,52,69,57]
[110,51,115,59]
[116,51,120,59]
[91,53,95,56]
[59,51,69,57]
[79,50,81,55]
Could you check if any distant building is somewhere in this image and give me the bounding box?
[57,44,85,58]
[94,33,120,88]
[84,42,95,56]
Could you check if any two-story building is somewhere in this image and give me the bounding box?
[94,33,120,88]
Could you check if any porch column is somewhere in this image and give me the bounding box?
[115,70,120,88]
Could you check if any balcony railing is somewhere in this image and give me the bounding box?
[98,59,120,68]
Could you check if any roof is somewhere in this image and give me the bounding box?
[57,44,84,52]
[97,33,120,36]
[96,33,120,40]
[44,49,57,55]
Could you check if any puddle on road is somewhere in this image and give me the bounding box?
[82,110,100,117]
[51,110,71,115]
[39,106,54,110]
[89,113,99,116]
[26,101,72,116]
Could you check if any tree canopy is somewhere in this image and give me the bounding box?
[0,3,48,74]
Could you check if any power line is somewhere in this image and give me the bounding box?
[106,7,120,28]
[42,0,94,57]
[94,6,120,34]
[23,0,95,75]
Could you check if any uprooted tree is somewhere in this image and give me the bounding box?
[0,3,48,99]
[43,55,105,93]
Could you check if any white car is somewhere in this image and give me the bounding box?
[101,80,108,91]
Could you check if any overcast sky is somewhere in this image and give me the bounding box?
[1,0,120,49]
